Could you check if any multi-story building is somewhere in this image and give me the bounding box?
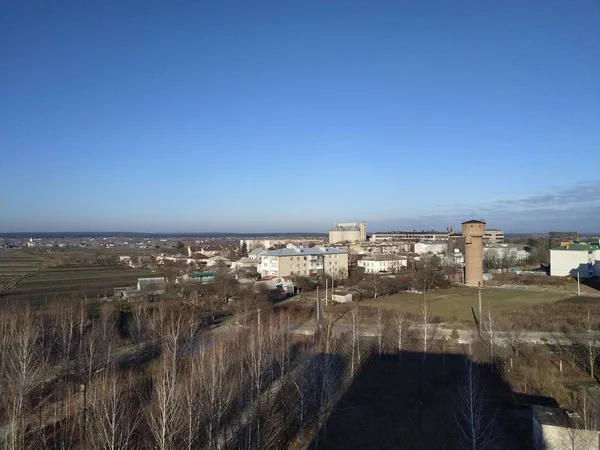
[550,241,600,278]
[357,254,407,274]
[413,240,448,255]
[484,244,529,263]
[484,229,505,244]
[371,230,452,242]
[329,222,367,243]
[258,247,348,278]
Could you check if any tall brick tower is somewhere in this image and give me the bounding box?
[462,219,486,286]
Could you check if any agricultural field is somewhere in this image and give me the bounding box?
[358,286,573,325]
[0,249,159,302]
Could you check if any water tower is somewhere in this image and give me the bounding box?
[462,219,486,286]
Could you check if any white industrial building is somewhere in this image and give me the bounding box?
[550,242,600,278]
[371,230,453,242]
[413,240,448,255]
[484,244,529,262]
[357,254,408,273]
[329,222,367,244]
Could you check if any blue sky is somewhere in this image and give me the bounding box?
[1,0,599,233]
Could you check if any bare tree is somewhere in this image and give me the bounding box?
[374,308,386,359]
[584,308,599,379]
[147,314,183,450]
[505,328,524,357]
[349,305,360,375]
[456,340,495,450]
[482,303,497,363]
[393,310,410,363]
[3,307,43,450]
[86,371,139,450]
[421,298,434,362]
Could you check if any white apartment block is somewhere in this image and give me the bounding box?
[358,254,407,274]
[484,229,505,244]
[258,247,348,278]
[550,242,600,278]
[413,240,448,255]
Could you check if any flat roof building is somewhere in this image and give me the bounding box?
[550,241,600,278]
[258,247,348,278]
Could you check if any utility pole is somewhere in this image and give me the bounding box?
[331,276,334,305]
[578,271,581,296]
[478,282,482,327]
[257,308,261,332]
[316,286,320,331]
[325,278,328,307]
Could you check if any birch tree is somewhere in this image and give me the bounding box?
[456,340,495,450]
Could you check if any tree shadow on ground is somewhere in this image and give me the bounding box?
[310,351,556,450]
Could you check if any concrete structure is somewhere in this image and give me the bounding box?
[484,244,529,263]
[484,228,505,244]
[357,254,408,274]
[413,240,448,255]
[254,276,295,296]
[241,238,326,251]
[137,277,167,295]
[462,220,485,286]
[230,257,258,270]
[332,291,360,303]
[532,405,600,450]
[206,256,232,267]
[329,222,367,244]
[371,230,453,242]
[257,247,348,278]
[176,272,216,284]
[550,242,600,278]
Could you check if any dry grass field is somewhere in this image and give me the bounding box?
[358,286,573,325]
[0,249,158,302]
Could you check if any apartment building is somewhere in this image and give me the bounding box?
[258,247,348,278]
[484,229,505,244]
[357,254,407,274]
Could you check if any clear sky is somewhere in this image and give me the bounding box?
[1,0,599,233]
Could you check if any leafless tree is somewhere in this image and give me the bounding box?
[374,308,386,359]
[3,307,43,450]
[86,371,139,450]
[147,314,183,450]
[421,298,435,362]
[505,328,525,357]
[482,303,497,363]
[393,310,410,363]
[349,305,360,375]
[456,340,495,450]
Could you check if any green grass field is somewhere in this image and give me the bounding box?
[359,286,572,324]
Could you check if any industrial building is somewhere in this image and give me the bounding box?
[462,220,485,286]
[484,244,528,262]
[413,240,448,255]
[329,222,367,244]
[357,254,408,274]
[257,247,348,278]
[550,241,600,278]
[484,229,505,244]
[371,230,453,242]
